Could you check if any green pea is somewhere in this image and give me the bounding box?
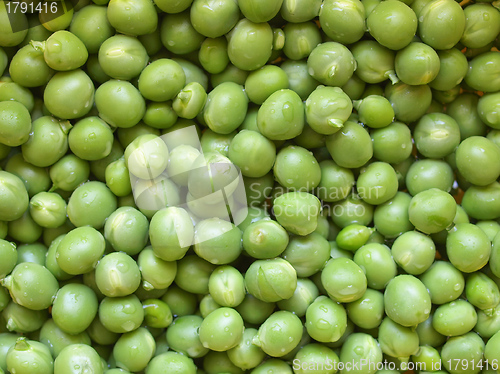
[433,299,478,337]
[6,338,54,374]
[193,218,242,265]
[28,192,66,229]
[475,307,500,339]
[462,182,500,220]
[56,226,105,275]
[335,224,373,252]
[175,255,215,295]
[0,2,28,47]
[0,80,35,111]
[385,81,433,123]
[146,352,197,374]
[373,191,414,239]
[21,116,71,168]
[446,92,488,139]
[326,121,373,169]
[245,258,297,302]
[465,272,500,312]
[0,333,18,372]
[53,344,103,374]
[172,82,207,120]
[320,0,365,44]
[95,252,141,297]
[461,3,500,49]
[202,81,248,134]
[208,266,245,308]
[456,136,500,186]
[165,315,208,357]
[69,117,113,162]
[447,223,491,273]
[7,209,41,243]
[52,283,98,335]
[391,231,434,275]
[106,0,157,36]
[357,161,398,205]
[99,295,144,334]
[277,278,318,318]
[104,157,131,197]
[244,65,289,105]
[199,294,221,319]
[274,145,321,191]
[321,258,367,302]
[199,307,244,352]
[227,18,273,71]
[44,234,72,281]
[257,88,304,140]
[369,1,417,50]
[43,69,94,119]
[143,298,173,329]
[149,207,194,261]
[225,328,265,371]
[428,48,468,92]
[190,0,239,37]
[305,85,353,135]
[465,51,500,93]
[346,288,384,330]
[280,59,320,101]
[415,313,446,348]
[2,301,48,333]
[408,188,456,234]
[69,5,114,54]
[159,11,204,55]
[198,37,229,75]
[418,0,465,50]
[282,232,331,278]
[307,42,356,87]
[378,317,419,363]
[406,159,454,197]
[330,193,374,228]
[9,44,53,87]
[0,100,31,147]
[384,274,431,327]
[273,191,321,236]
[253,311,302,357]
[38,0,74,32]
[304,295,347,343]
[341,74,366,101]
[98,34,148,80]
[2,262,58,311]
[32,30,87,71]
[67,181,117,229]
[39,319,91,358]
[0,240,16,278]
[242,218,288,259]
[113,327,155,372]
[95,81,145,129]
[351,40,398,84]
[339,333,382,374]
[354,95,395,129]
[411,345,442,373]
[316,160,354,203]
[49,154,89,192]
[136,247,176,291]
[281,21,321,61]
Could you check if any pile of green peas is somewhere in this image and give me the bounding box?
[0,0,500,372]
